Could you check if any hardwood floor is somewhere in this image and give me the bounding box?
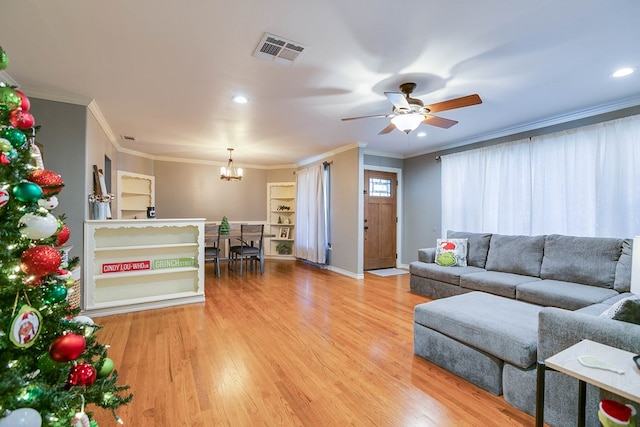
[91,260,536,426]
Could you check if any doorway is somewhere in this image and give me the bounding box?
[363,170,397,270]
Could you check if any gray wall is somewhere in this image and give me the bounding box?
[327,147,361,275]
[154,160,268,222]
[29,99,87,262]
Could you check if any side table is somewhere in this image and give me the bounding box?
[536,339,640,427]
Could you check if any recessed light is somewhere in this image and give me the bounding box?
[232,95,249,104]
[612,67,635,78]
[416,132,427,137]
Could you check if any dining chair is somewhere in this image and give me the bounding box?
[204,223,221,278]
[229,224,264,275]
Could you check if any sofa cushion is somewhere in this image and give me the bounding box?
[435,238,468,267]
[414,292,541,369]
[540,234,622,288]
[460,271,541,299]
[409,262,485,286]
[614,238,633,292]
[516,280,619,310]
[575,303,611,316]
[485,234,545,277]
[447,231,492,268]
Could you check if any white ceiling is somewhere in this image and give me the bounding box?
[1,0,639,168]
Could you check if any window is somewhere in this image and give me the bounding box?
[369,178,392,197]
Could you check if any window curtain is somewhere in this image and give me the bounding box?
[295,164,327,264]
[441,114,640,238]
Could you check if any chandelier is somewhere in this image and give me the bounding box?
[220,148,243,181]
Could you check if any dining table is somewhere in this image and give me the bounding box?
[204,223,276,260]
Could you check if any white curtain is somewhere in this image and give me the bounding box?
[442,114,640,238]
[295,164,326,263]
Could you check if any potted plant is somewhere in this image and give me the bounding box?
[275,242,292,255]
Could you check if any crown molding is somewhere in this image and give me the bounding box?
[18,85,91,106]
[297,142,363,167]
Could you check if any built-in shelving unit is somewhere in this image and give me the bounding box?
[267,182,296,258]
[117,170,155,219]
[83,219,205,316]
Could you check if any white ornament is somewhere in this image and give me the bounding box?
[19,213,59,240]
[37,195,58,210]
[0,408,42,427]
[72,315,96,336]
[71,412,90,427]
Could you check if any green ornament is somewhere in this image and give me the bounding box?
[0,85,20,110]
[16,384,43,404]
[0,46,8,70]
[1,127,27,148]
[13,181,43,202]
[90,420,99,427]
[44,283,68,304]
[220,215,230,234]
[97,357,115,378]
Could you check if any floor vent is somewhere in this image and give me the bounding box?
[253,32,307,65]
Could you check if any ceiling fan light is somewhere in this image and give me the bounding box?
[391,113,424,134]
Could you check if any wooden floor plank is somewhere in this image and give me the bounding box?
[90,260,537,426]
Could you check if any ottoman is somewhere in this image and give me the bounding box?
[413,291,542,395]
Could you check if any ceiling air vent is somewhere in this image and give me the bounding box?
[121,135,136,142]
[252,32,307,65]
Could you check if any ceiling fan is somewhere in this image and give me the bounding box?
[342,82,482,134]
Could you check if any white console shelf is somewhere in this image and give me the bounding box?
[83,218,205,316]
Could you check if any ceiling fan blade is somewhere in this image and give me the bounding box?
[342,113,391,121]
[425,94,482,113]
[378,123,396,135]
[423,115,458,129]
[384,92,410,109]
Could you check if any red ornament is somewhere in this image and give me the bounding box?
[55,224,71,246]
[9,109,35,129]
[49,333,86,362]
[14,89,30,111]
[27,169,64,196]
[20,245,62,276]
[67,363,97,387]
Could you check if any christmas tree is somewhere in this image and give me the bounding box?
[220,216,230,234]
[0,47,132,426]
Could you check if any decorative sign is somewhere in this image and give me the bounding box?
[153,258,195,269]
[101,260,151,274]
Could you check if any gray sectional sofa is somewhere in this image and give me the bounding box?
[410,231,640,427]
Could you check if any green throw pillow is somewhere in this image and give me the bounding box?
[600,296,640,325]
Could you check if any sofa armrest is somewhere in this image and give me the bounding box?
[538,307,640,360]
[418,247,436,263]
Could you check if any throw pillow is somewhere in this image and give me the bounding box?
[600,295,640,325]
[435,238,468,267]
